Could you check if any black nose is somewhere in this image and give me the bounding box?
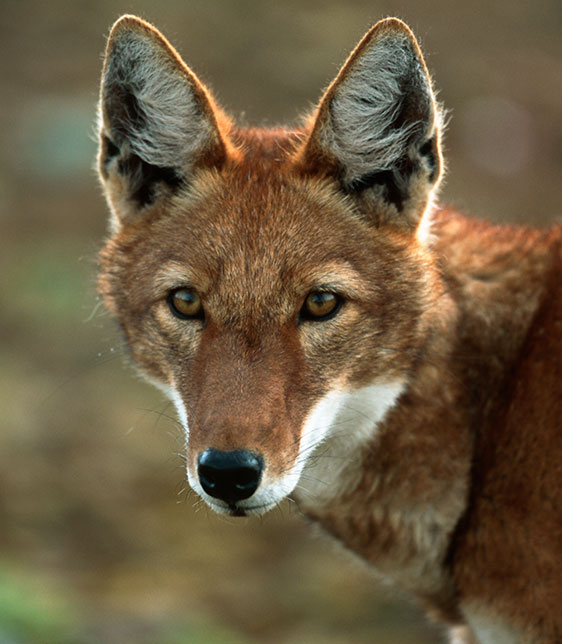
[197,449,264,504]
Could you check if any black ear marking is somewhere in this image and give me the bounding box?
[117,153,184,208]
[346,169,406,211]
[101,83,186,207]
[419,138,433,157]
[101,132,184,208]
[102,135,120,163]
[345,156,417,211]
[419,136,438,182]
[100,134,121,177]
[344,134,438,211]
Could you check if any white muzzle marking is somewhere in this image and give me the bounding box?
[165,379,406,515]
[285,380,406,507]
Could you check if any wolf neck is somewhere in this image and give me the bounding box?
[293,211,555,605]
[293,323,471,605]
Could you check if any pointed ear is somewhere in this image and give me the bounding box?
[98,15,235,228]
[295,18,443,231]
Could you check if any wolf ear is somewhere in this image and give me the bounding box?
[98,15,233,227]
[296,18,442,231]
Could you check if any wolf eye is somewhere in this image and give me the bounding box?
[300,291,342,322]
[168,288,204,320]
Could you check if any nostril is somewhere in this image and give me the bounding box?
[197,449,264,504]
[198,464,258,496]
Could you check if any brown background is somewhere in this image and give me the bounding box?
[0,1,560,642]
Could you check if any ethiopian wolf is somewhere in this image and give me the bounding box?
[96,15,562,643]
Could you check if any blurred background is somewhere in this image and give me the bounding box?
[0,1,560,642]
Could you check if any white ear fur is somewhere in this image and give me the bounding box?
[100,25,215,169]
[326,30,438,185]
[300,19,443,224]
[98,16,227,218]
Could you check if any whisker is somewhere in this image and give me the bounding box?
[83,298,107,323]
[135,405,177,426]
[36,346,125,408]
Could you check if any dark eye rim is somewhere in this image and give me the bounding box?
[167,288,205,321]
[299,291,343,323]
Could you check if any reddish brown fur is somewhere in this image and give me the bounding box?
[97,15,562,644]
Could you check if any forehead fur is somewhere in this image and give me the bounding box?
[142,130,381,271]
[101,128,431,330]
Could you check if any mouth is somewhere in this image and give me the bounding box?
[206,498,278,517]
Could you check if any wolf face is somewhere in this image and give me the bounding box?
[97,16,445,516]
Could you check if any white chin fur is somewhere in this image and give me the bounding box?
[202,497,279,517]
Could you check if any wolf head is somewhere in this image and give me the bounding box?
[97,16,446,516]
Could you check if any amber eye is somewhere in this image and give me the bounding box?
[300,291,342,322]
[167,288,204,320]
